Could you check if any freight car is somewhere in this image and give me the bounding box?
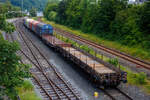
[24,18,53,35]
[23,18,127,87]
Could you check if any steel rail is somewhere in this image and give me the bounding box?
[16,25,67,100]
[100,87,133,100]
[9,31,53,100]
[54,28,150,70]
[32,74,53,100]
[7,32,53,100]
[19,26,133,100]
[19,21,80,100]
[12,19,133,100]
[15,20,80,100]
[115,88,133,100]
[99,88,116,100]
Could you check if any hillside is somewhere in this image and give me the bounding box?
[0,0,48,11]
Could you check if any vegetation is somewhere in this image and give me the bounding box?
[39,18,150,62]
[0,34,31,99]
[109,58,150,93]
[0,3,16,33]
[29,8,37,17]
[0,0,49,11]
[0,1,23,18]
[44,0,150,62]
[0,2,31,100]
[16,80,41,100]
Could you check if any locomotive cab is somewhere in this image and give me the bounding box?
[41,24,53,35]
[24,18,53,36]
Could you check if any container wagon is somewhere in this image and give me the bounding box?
[23,18,53,36]
[23,18,127,87]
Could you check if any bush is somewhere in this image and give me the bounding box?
[128,72,147,85]
[80,45,90,52]
[16,80,41,100]
[136,72,147,85]
[108,58,119,67]
[48,11,57,21]
[22,80,33,91]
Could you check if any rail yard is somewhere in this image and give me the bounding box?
[4,18,150,100]
[7,20,82,100]
[1,0,150,100]
[23,18,128,87]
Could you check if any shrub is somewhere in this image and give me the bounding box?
[128,72,147,85]
[16,80,41,100]
[108,58,119,67]
[22,80,34,91]
[136,72,147,85]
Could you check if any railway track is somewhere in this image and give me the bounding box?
[54,28,150,70]
[8,29,133,100]
[100,87,133,100]
[18,19,133,100]
[8,20,82,100]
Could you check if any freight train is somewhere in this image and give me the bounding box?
[23,18,127,87]
[24,18,53,35]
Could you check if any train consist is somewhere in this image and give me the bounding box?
[24,18,53,35]
[23,18,127,87]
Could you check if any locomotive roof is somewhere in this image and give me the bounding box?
[25,18,52,29]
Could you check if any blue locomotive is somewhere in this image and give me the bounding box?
[24,18,53,36]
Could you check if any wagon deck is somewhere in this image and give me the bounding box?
[24,18,127,87]
[42,35,71,47]
[63,47,115,74]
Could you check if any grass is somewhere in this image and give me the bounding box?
[16,80,41,100]
[39,18,150,62]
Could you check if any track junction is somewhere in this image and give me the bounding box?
[6,18,135,100]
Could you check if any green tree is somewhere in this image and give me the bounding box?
[0,3,8,14]
[55,0,69,24]
[0,14,7,30]
[140,0,150,34]
[0,2,30,99]
[111,5,143,45]
[65,0,88,28]
[0,36,30,99]
[0,14,15,33]
[44,0,150,50]
[5,23,15,34]
[29,8,37,17]
[44,3,58,20]
[0,0,49,11]
[81,1,99,32]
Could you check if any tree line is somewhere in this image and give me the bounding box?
[0,1,24,19]
[0,0,49,11]
[44,0,150,50]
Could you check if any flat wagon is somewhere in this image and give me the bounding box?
[23,18,127,87]
[23,18,53,36]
